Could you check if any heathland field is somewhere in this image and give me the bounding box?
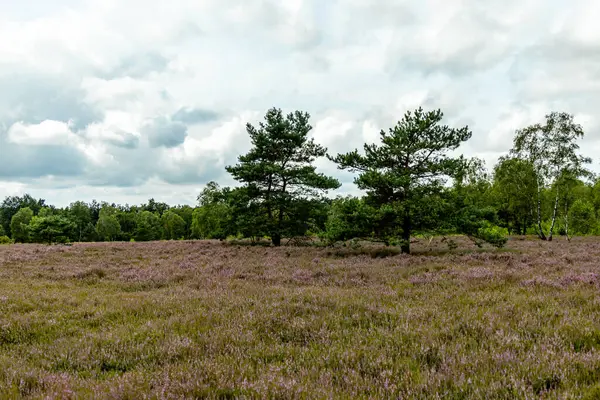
[2,238,600,398]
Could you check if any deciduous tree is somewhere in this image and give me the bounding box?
[492,156,537,235]
[10,207,34,243]
[161,211,186,240]
[511,112,592,240]
[96,207,121,242]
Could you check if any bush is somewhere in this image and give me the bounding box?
[0,235,13,245]
[569,199,596,235]
[474,223,508,248]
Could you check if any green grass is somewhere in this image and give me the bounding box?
[1,237,600,398]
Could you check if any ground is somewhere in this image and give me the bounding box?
[1,237,600,398]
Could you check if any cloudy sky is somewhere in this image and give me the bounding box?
[0,0,599,207]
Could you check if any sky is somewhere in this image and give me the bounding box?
[0,0,599,207]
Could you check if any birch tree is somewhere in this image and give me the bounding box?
[510,112,592,241]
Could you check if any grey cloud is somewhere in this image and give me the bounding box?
[141,117,188,148]
[105,131,140,149]
[171,107,220,124]
[224,0,323,50]
[0,138,87,179]
[99,52,170,79]
[160,160,226,185]
[160,89,171,101]
[0,74,103,130]
[82,145,159,187]
[82,144,227,187]
[85,173,151,188]
[169,21,204,43]
[510,36,600,101]
[381,2,551,78]
[349,2,416,30]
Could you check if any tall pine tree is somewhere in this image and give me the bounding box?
[226,107,340,246]
[330,107,472,254]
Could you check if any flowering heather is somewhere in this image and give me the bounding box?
[2,237,600,398]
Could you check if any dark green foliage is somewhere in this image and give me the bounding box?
[473,223,509,248]
[511,111,592,240]
[10,207,34,243]
[192,182,235,240]
[116,210,137,241]
[322,196,402,245]
[142,198,170,216]
[96,208,121,242]
[330,107,473,253]
[29,215,76,244]
[191,204,231,240]
[134,211,162,242]
[492,157,537,234]
[68,201,95,242]
[569,199,596,235]
[0,107,597,249]
[0,194,45,238]
[226,186,270,242]
[161,211,186,240]
[171,205,194,239]
[226,107,340,246]
[592,180,600,212]
[448,162,508,248]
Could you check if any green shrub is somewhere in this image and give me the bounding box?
[569,199,596,235]
[0,235,13,245]
[475,223,508,248]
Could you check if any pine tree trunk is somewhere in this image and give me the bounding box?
[272,233,281,246]
[272,180,286,248]
[401,212,411,254]
[548,186,560,241]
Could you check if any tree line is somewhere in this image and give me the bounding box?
[1,107,597,254]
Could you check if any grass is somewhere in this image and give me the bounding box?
[1,236,600,398]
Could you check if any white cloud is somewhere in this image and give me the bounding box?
[6,120,79,146]
[0,0,599,206]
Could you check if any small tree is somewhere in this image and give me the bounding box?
[68,201,93,242]
[511,112,592,240]
[134,211,162,241]
[171,205,194,239]
[142,198,170,216]
[1,194,45,238]
[161,211,186,240]
[449,159,508,248]
[226,107,340,246]
[330,107,472,254]
[322,196,402,245]
[191,205,231,240]
[191,181,234,240]
[10,207,34,243]
[569,199,596,236]
[116,209,137,241]
[592,179,600,212]
[96,208,121,242]
[492,156,538,235]
[29,215,76,244]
